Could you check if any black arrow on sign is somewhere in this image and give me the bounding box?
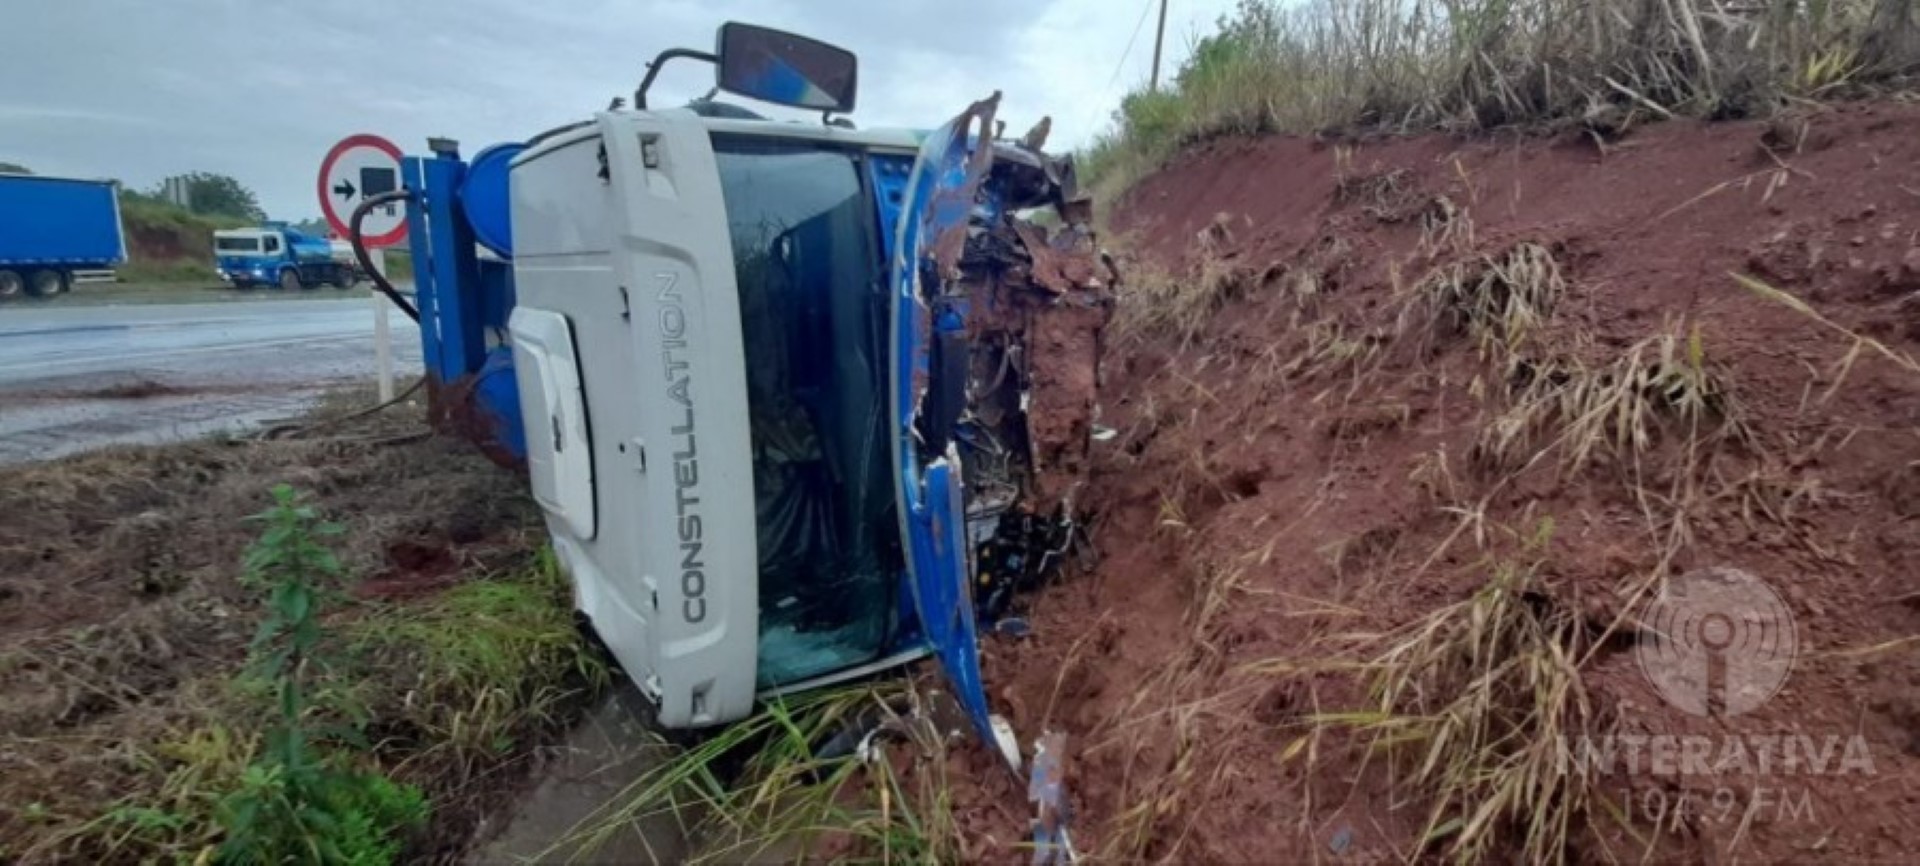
[333,179,357,200]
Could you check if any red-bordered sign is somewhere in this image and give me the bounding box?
[317,133,407,246]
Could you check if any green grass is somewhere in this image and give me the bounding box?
[119,195,251,237]
[114,260,223,285]
[348,547,608,771]
[557,680,958,864]
[116,194,248,290]
[379,251,415,282]
[1082,0,1920,202]
[15,548,599,864]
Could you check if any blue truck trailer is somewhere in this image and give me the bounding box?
[0,173,127,299]
[213,223,359,290]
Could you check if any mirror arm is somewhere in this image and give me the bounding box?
[635,48,718,110]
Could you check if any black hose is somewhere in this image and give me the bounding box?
[259,376,427,441]
[349,189,420,322]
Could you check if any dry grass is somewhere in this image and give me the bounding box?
[1093,552,1243,859]
[1472,325,1749,476]
[1112,219,1249,345]
[1419,241,1566,355]
[1319,521,1596,863]
[1083,0,1920,202]
[1335,163,1425,222]
[1733,272,1920,396]
[1418,196,1477,259]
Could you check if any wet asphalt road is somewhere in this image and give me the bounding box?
[0,296,423,463]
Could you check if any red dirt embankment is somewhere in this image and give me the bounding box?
[968,104,1920,862]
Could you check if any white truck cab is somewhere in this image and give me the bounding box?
[511,112,928,726]
[499,25,1109,733]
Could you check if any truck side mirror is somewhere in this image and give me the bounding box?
[713,23,857,113]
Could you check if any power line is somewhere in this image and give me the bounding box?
[1084,0,1160,137]
[1104,0,1159,100]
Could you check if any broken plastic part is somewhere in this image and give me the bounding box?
[990,714,1021,768]
[1029,731,1073,864]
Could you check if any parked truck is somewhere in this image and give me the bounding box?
[0,173,128,299]
[213,223,359,291]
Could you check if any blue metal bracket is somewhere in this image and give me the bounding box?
[402,149,486,387]
[401,144,526,462]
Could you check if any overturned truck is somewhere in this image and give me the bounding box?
[373,22,1112,751]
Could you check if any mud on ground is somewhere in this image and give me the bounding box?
[958,103,1920,862]
[0,386,591,863]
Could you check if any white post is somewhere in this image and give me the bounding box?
[371,247,394,402]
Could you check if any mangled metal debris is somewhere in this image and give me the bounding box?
[897,92,1112,857]
[906,92,1115,602]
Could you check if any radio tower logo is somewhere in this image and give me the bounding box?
[1636,567,1797,717]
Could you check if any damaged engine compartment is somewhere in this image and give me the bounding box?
[905,93,1116,628]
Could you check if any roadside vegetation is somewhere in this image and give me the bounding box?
[114,190,412,290]
[1082,0,1920,202]
[556,681,968,864]
[0,389,602,863]
[117,193,246,286]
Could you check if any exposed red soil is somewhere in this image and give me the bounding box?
[124,219,202,264]
[960,103,1920,862]
[356,537,465,600]
[960,220,1116,512]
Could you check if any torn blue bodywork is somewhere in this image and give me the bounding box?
[890,95,1002,745]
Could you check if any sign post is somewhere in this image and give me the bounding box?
[318,134,408,403]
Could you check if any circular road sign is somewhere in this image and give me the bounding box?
[318,134,407,247]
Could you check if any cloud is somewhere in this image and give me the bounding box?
[5,0,1235,219]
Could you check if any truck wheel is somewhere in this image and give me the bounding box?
[0,270,21,299]
[332,266,356,289]
[279,269,303,292]
[26,269,67,297]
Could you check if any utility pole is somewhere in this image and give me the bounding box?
[1149,0,1169,92]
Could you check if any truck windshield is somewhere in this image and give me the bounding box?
[215,236,260,253]
[713,137,899,687]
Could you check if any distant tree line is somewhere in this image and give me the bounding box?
[4,161,305,227]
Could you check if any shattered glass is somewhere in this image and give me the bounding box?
[712,138,901,688]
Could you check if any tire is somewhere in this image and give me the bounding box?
[331,266,356,290]
[0,270,22,299]
[26,269,67,298]
[279,268,302,292]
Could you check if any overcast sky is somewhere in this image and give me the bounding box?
[5,0,1237,221]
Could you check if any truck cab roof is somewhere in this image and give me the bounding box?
[519,107,927,170]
